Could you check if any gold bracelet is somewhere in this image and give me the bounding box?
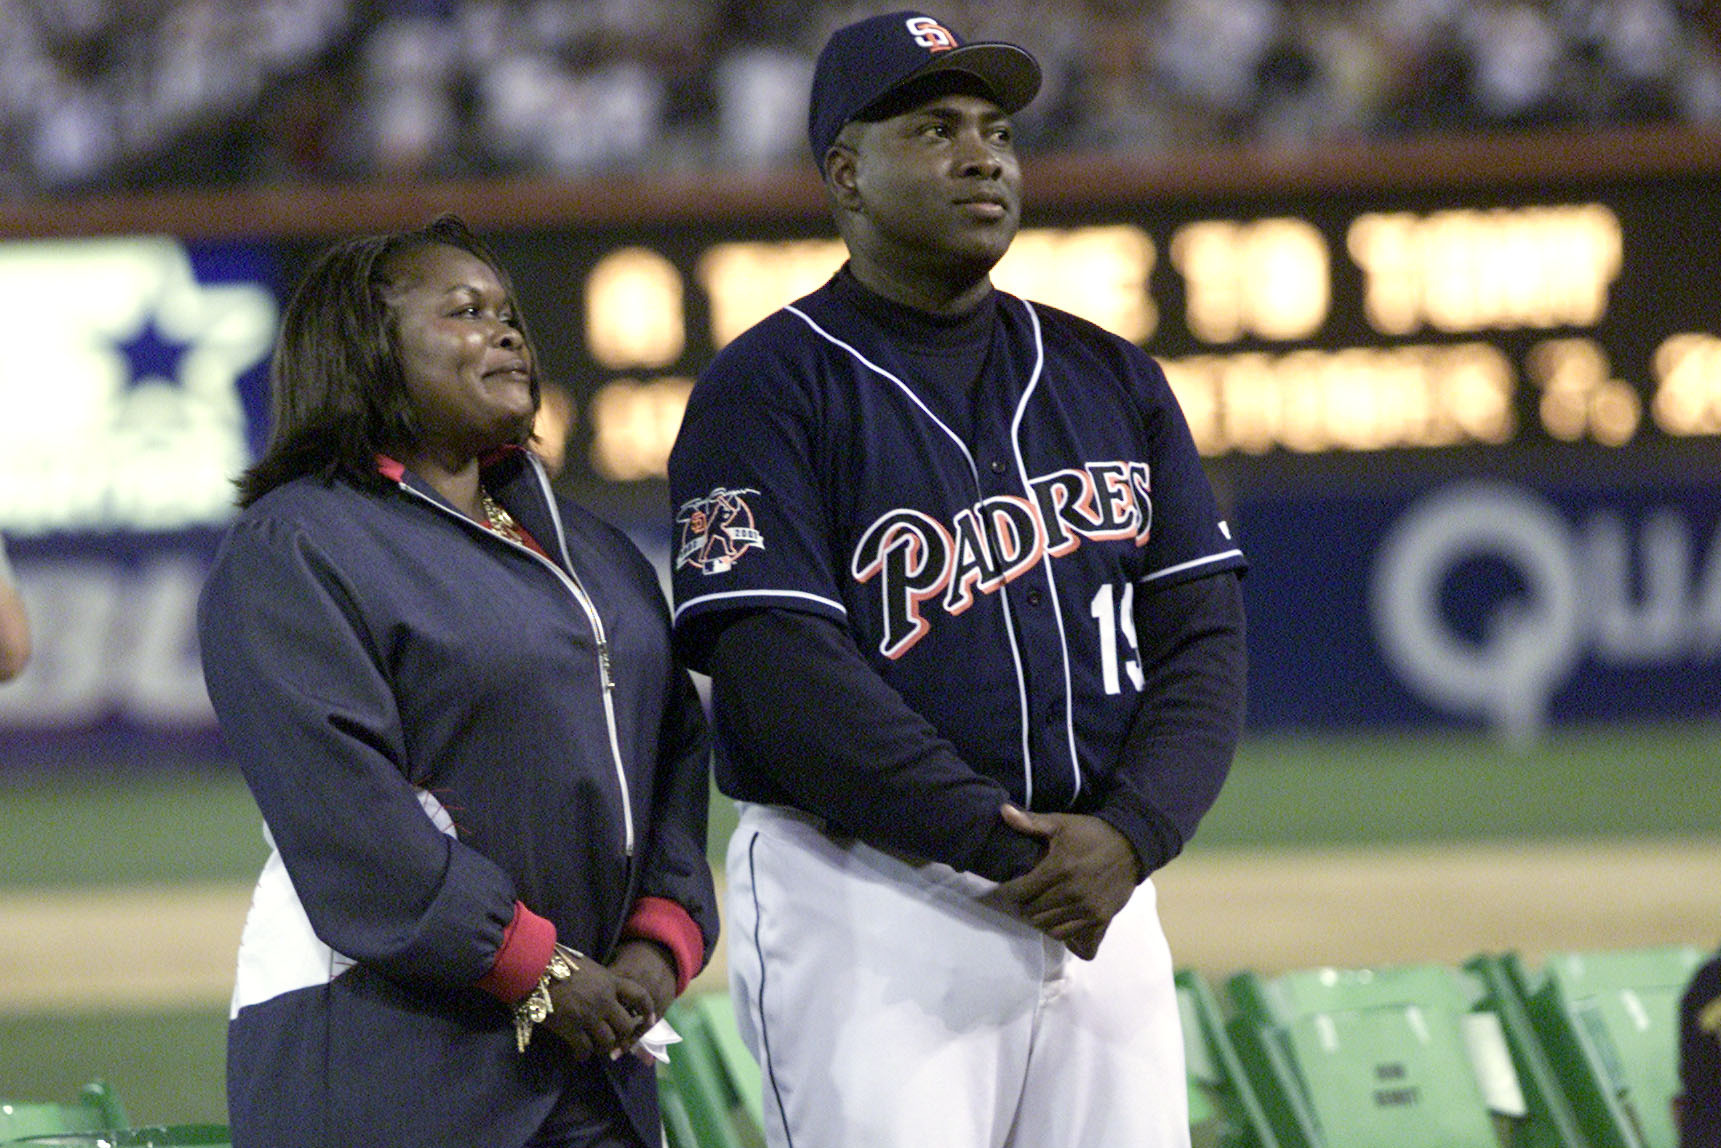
[513,943,583,1052]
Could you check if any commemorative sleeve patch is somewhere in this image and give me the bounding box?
[675,487,765,574]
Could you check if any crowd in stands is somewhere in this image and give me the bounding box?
[3,0,1720,196]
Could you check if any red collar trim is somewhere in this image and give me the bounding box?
[376,450,551,557]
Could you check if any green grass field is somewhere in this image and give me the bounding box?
[2,720,1716,1124]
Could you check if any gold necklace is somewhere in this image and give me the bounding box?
[480,491,527,545]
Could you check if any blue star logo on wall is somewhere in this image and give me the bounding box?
[0,235,277,533]
[118,311,195,389]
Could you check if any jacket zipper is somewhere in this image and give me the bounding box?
[401,478,637,858]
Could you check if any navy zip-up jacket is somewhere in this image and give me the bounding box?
[198,448,716,1147]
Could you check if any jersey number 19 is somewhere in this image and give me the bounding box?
[1090,582,1145,695]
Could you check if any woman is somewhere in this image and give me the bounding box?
[198,215,717,1148]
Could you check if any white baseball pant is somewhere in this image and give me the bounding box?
[724,802,1191,1148]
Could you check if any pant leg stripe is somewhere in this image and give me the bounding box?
[746,829,795,1148]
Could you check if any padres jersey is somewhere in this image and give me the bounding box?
[670,271,1245,815]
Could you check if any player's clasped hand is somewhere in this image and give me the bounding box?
[986,804,1142,961]
[541,960,657,1062]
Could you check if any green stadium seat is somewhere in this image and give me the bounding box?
[1461,953,1596,1148]
[656,1069,703,1148]
[1224,962,1544,1148]
[1484,944,1706,1148]
[661,992,765,1148]
[1177,968,1282,1148]
[0,1081,127,1143]
[689,992,765,1135]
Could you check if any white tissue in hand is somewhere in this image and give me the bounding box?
[634,1017,681,1063]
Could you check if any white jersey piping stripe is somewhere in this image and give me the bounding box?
[674,587,849,625]
[1142,548,1246,583]
[784,305,971,457]
[1007,301,1076,805]
[788,298,1050,809]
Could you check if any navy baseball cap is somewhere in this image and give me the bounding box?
[808,11,1042,172]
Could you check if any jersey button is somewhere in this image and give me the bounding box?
[989,459,1006,474]
[1026,588,1044,606]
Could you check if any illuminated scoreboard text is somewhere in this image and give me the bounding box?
[542,186,1720,483]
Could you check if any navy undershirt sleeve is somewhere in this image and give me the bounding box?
[1092,570,1248,876]
[705,608,1046,882]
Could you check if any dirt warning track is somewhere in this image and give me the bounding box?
[3,840,1717,1013]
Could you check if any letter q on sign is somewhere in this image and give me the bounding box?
[1370,480,1585,742]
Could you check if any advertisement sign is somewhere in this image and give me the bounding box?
[0,236,277,765]
[1239,473,1721,739]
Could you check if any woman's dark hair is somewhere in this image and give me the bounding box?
[235,213,537,507]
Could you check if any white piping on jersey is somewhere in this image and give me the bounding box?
[673,587,848,626]
[784,302,1058,810]
[1007,301,1084,807]
[399,462,636,858]
[1143,548,1246,583]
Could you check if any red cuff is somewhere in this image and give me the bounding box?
[622,896,705,995]
[474,901,557,1004]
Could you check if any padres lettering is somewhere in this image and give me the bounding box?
[853,461,1152,658]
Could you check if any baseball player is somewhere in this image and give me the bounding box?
[668,11,1248,1147]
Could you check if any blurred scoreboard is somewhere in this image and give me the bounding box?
[467,155,1721,493]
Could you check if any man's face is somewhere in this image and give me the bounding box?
[838,90,1022,283]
